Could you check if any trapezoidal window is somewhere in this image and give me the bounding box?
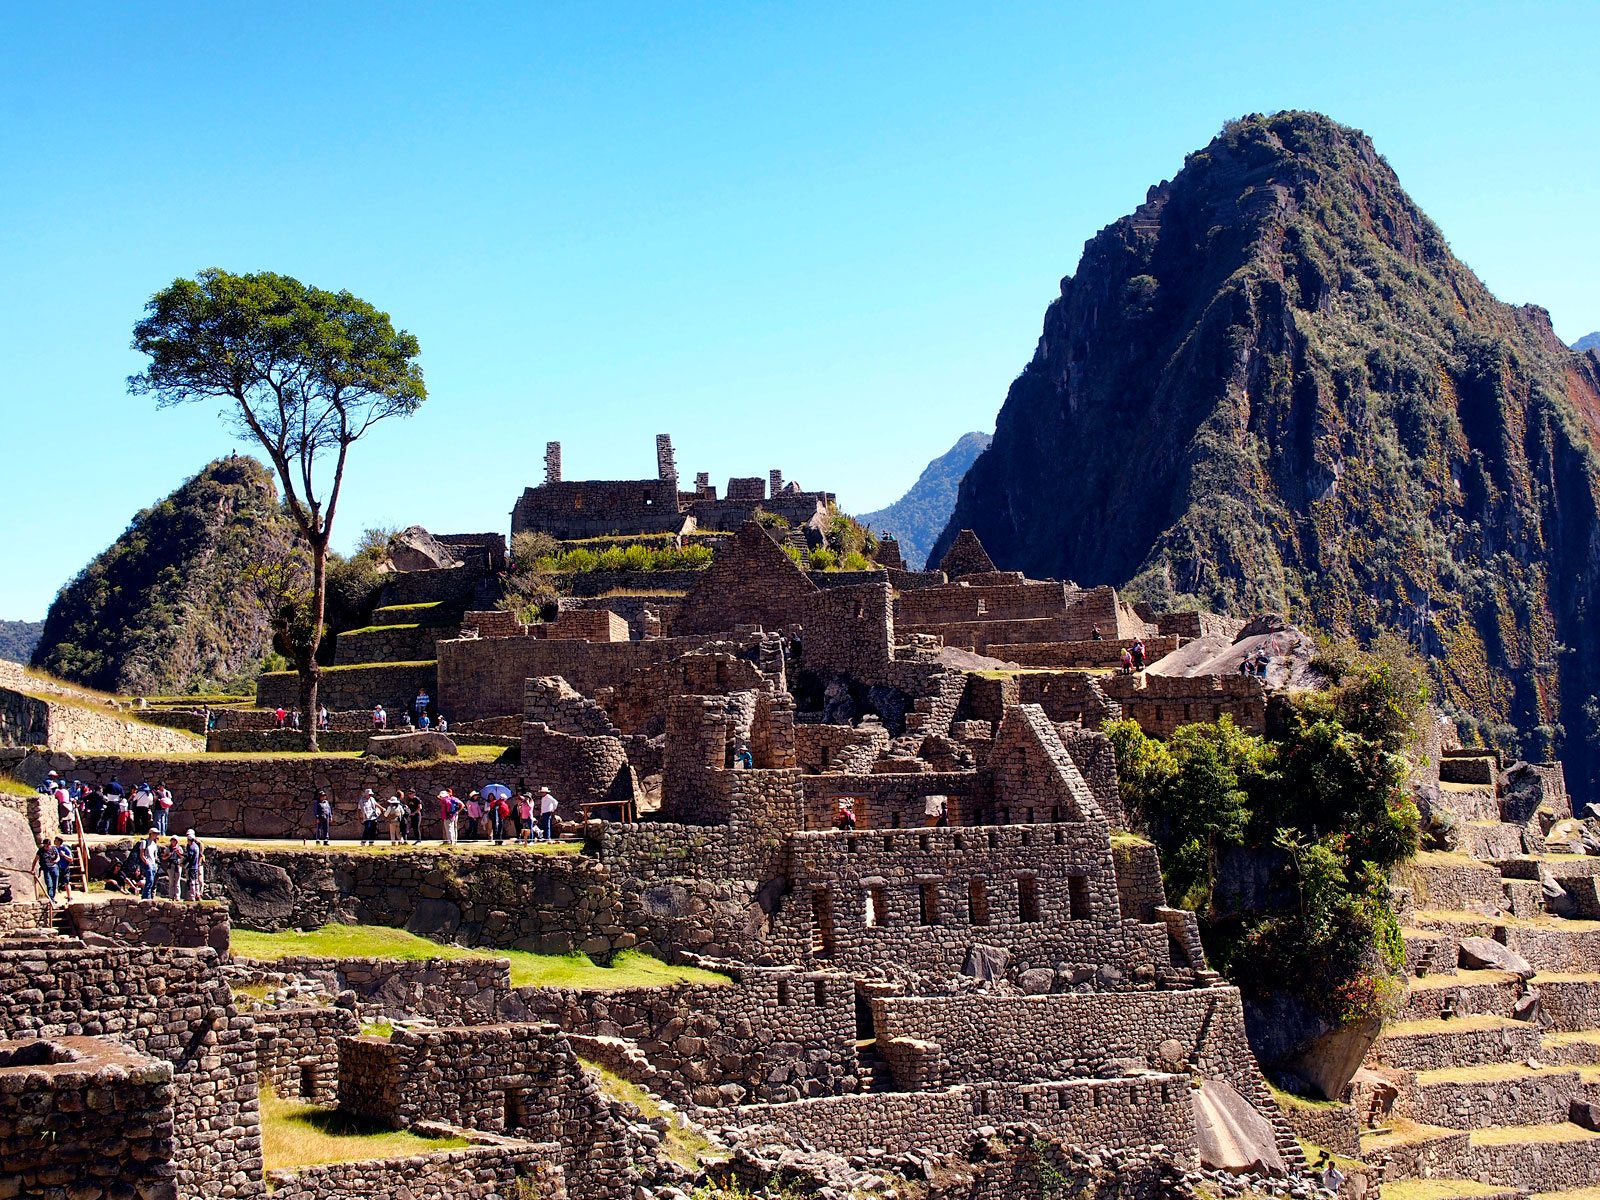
[299,1064,317,1102]
[968,878,989,926]
[865,884,887,928]
[1068,875,1092,920]
[811,888,836,958]
[573,492,584,510]
[1018,875,1040,923]
[505,1087,525,1130]
[920,881,941,926]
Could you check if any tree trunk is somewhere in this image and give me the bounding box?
[302,537,329,753]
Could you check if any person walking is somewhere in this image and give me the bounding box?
[516,792,534,845]
[385,793,406,846]
[52,837,75,902]
[115,788,132,835]
[359,790,381,846]
[464,792,483,841]
[538,786,559,842]
[183,830,205,901]
[132,783,154,834]
[317,704,329,731]
[139,830,161,899]
[835,796,856,831]
[406,791,424,844]
[414,688,430,724]
[1132,638,1146,671]
[312,790,332,846]
[155,783,173,835]
[439,790,461,845]
[1120,647,1133,676]
[481,782,512,845]
[373,704,387,730]
[36,837,62,905]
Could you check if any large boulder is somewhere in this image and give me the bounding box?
[1459,936,1535,979]
[382,526,461,573]
[962,944,1010,981]
[1192,1078,1287,1176]
[218,859,297,931]
[0,809,38,902]
[366,732,457,759]
[405,898,462,939]
[1284,1017,1382,1100]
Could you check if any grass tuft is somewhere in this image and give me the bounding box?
[260,1087,468,1171]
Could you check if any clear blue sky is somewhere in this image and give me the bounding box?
[3,2,1597,619]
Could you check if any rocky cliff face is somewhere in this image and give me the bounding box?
[33,456,295,695]
[858,431,992,569]
[936,112,1600,796]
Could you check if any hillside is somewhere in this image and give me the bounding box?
[857,431,991,568]
[32,456,296,695]
[935,111,1600,796]
[1575,331,1600,354]
[0,621,42,665]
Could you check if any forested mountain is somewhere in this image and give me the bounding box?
[935,111,1600,796]
[32,456,295,694]
[0,621,43,665]
[858,431,991,568]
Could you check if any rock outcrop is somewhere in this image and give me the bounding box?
[936,111,1600,799]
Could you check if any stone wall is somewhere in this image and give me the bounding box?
[376,563,488,608]
[438,634,714,722]
[802,583,895,679]
[68,897,231,954]
[255,1003,361,1103]
[257,662,440,715]
[231,955,512,1022]
[1112,838,1168,920]
[62,753,526,840]
[338,1023,642,1198]
[798,769,985,829]
[0,683,203,754]
[1101,673,1267,737]
[333,622,460,666]
[795,723,891,775]
[0,944,265,1198]
[0,1035,177,1200]
[722,1075,1192,1159]
[671,522,819,637]
[265,1142,563,1200]
[202,847,628,955]
[986,636,1181,670]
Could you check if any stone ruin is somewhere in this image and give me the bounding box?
[11,498,1600,1199]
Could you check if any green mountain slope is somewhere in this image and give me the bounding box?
[937,111,1600,797]
[0,621,43,665]
[857,431,991,568]
[32,456,296,694]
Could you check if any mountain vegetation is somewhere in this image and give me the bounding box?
[31,456,295,694]
[0,621,43,665]
[936,111,1600,800]
[858,431,991,569]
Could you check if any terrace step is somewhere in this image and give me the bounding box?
[1409,1063,1581,1129]
[1360,1122,1472,1184]
[1394,854,1506,913]
[1541,1031,1600,1066]
[1367,1016,1543,1072]
[1469,1123,1600,1192]
[1396,971,1522,1022]
[1377,1181,1521,1200]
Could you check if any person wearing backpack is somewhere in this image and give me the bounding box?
[37,838,62,904]
[155,783,173,835]
[439,790,461,845]
[385,794,407,847]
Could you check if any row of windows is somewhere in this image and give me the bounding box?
[843,826,1074,853]
[810,875,1093,955]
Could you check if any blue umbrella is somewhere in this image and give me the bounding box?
[480,783,513,803]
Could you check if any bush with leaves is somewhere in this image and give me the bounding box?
[1107,637,1422,1026]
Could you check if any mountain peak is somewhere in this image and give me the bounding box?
[856,431,991,569]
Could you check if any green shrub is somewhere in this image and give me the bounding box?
[839,551,873,571]
[807,547,838,570]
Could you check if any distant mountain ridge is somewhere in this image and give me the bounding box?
[0,621,43,665]
[32,457,295,694]
[935,111,1600,797]
[857,432,991,569]
[1575,332,1600,354]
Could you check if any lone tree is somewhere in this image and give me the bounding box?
[130,269,426,749]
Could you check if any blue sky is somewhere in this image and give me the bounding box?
[3,2,1597,619]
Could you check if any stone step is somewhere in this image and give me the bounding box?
[1396,970,1522,1022]
[1367,1016,1543,1071]
[1409,1063,1581,1129]
[1395,853,1506,912]
[1469,1123,1600,1192]
[1403,929,1457,977]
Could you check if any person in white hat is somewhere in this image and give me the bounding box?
[438,789,461,845]
[538,786,559,842]
[359,789,381,846]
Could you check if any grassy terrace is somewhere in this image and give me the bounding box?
[171,836,579,856]
[231,924,730,990]
[1416,1062,1575,1085]
[1379,1182,1512,1200]
[261,1087,468,1171]
[1361,1118,1461,1147]
[1406,969,1519,991]
[260,659,437,675]
[83,743,512,763]
[1471,1122,1600,1145]
[1379,1013,1525,1037]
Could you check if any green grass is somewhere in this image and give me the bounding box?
[579,1058,723,1170]
[1361,1118,1462,1147]
[372,601,450,615]
[1470,1123,1600,1146]
[1379,1180,1509,1200]
[0,776,35,797]
[1109,831,1153,849]
[259,660,437,678]
[1295,1138,1366,1173]
[1380,1014,1522,1036]
[1416,1062,1572,1085]
[1268,1082,1345,1111]
[260,1087,469,1171]
[231,924,731,990]
[361,1020,394,1038]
